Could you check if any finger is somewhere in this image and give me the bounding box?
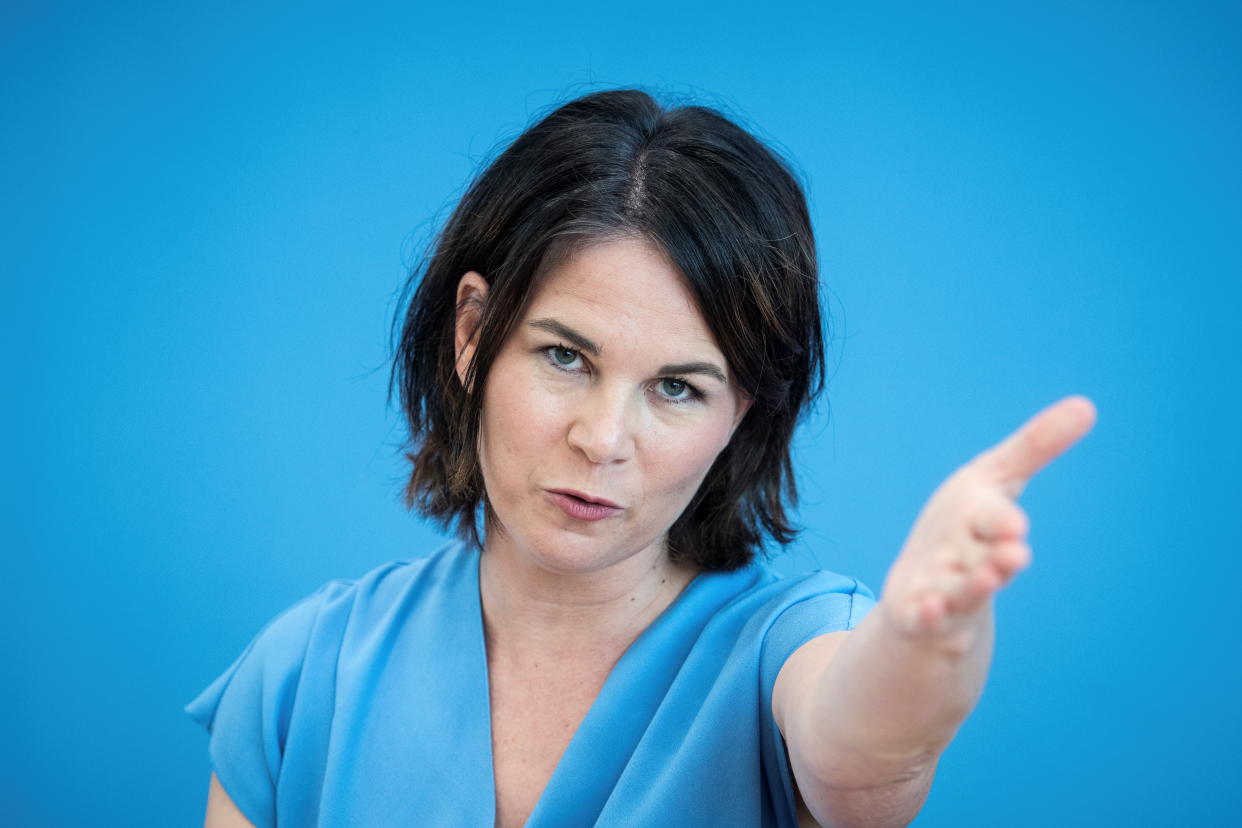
[967,489,1029,542]
[944,567,1000,613]
[974,395,1098,497]
[931,567,969,598]
[918,591,948,634]
[956,536,991,570]
[989,539,1032,579]
[968,565,1002,596]
[936,537,992,573]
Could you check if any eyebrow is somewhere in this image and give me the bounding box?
[528,318,601,356]
[658,361,727,385]
[527,317,729,385]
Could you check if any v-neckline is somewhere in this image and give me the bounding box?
[466,546,707,827]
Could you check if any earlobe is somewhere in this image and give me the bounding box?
[454,271,490,390]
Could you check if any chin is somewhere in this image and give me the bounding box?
[524,528,636,575]
[489,509,650,576]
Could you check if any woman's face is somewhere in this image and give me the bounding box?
[455,236,752,576]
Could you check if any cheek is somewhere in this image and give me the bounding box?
[478,362,566,479]
[644,416,735,495]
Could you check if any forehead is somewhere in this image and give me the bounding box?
[525,237,718,346]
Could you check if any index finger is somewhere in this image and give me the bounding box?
[975,395,1098,497]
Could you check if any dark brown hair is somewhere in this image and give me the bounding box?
[389,87,824,571]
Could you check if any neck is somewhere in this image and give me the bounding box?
[477,533,700,663]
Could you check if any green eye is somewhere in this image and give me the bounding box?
[660,378,688,398]
[552,347,578,365]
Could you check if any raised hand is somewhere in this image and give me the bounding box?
[879,395,1098,650]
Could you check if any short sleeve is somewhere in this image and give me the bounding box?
[760,573,876,683]
[758,571,878,826]
[183,581,339,828]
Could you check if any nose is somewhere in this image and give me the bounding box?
[566,381,636,465]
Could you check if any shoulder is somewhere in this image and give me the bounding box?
[635,560,875,825]
[232,552,435,664]
[747,565,878,741]
[678,559,875,698]
[763,566,878,750]
[289,538,472,630]
[744,564,877,674]
[185,540,467,728]
[184,540,471,827]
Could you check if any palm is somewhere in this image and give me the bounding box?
[880,395,1098,646]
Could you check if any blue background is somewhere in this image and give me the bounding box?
[6,1,1239,825]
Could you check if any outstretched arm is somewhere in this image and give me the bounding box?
[774,395,1098,828]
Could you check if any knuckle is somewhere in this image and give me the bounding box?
[1001,541,1032,570]
[1011,506,1030,537]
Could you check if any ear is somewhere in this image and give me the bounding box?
[729,392,754,437]
[454,271,490,390]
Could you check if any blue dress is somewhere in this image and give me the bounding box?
[185,540,877,827]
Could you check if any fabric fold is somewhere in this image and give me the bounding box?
[183,540,877,826]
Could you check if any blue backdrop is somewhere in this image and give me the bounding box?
[6,1,1239,825]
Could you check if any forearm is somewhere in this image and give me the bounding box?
[796,597,994,793]
[785,397,1094,826]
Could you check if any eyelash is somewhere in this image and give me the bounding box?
[540,343,705,405]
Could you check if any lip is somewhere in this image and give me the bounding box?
[547,489,622,508]
[545,489,623,522]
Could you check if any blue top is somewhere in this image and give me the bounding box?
[185,540,877,827]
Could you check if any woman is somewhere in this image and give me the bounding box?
[186,88,1096,827]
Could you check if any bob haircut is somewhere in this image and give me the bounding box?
[390,87,824,571]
